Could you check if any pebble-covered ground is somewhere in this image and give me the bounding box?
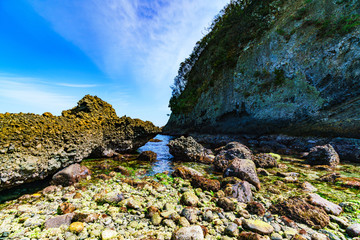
[0,153,359,240]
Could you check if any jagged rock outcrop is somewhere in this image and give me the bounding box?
[0,95,160,191]
[165,0,360,139]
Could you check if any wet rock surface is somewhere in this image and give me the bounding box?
[306,145,340,167]
[169,136,214,164]
[0,136,359,240]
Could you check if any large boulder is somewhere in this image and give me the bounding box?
[169,136,214,164]
[223,158,260,190]
[52,164,91,186]
[44,213,75,229]
[306,144,340,167]
[214,142,253,171]
[270,197,330,228]
[0,95,160,191]
[172,166,203,180]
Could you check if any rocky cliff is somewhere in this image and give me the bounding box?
[165,0,360,138]
[0,95,161,191]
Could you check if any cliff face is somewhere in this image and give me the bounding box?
[0,95,160,191]
[165,0,360,138]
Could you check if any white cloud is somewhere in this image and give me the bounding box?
[56,83,98,88]
[0,76,76,114]
[28,0,229,92]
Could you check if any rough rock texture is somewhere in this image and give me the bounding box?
[307,193,342,216]
[190,175,220,192]
[306,144,340,167]
[169,136,214,164]
[270,197,330,228]
[138,151,157,162]
[51,164,90,186]
[223,158,261,190]
[164,0,360,139]
[172,225,204,240]
[252,153,278,168]
[172,166,203,180]
[214,142,253,171]
[230,181,253,203]
[0,95,160,191]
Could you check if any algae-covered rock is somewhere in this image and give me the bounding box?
[270,197,330,228]
[0,95,160,191]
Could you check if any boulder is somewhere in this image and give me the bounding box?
[306,144,340,167]
[214,142,253,171]
[252,153,278,168]
[52,164,91,186]
[307,193,342,215]
[190,175,220,192]
[223,158,261,190]
[138,151,157,161]
[181,207,199,224]
[169,136,214,164]
[270,197,329,228]
[172,166,203,180]
[230,181,253,203]
[44,213,75,229]
[172,225,204,240]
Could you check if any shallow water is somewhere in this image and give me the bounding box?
[138,134,175,175]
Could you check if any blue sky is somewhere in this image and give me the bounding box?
[0,0,229,126]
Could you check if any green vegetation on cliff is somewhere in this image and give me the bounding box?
[166,0,360,137]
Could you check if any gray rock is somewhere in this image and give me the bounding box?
[311,233,329,240]
[52,164,91,186]
[172,225,204,240]
[306,144,340,167]
[242,219,274,235]
[224,223,239,237]
[181,207,199,224]
[231,181,253,203]
[214,142,253,171]
[346,223,360,237]
[224,158,261,190]
[44,213,74,229]
[181,191,199,207]
[169,136,213,164]
[307,193,342,216]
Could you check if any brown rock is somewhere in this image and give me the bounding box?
[246,201,266,216]
[138,151,157,161]
[238,232,268,240]
[190,175,220,192]
[113,166,131,176]
[269,197,329,228]
[252,153,278,168]
[52,164,91,186]
[217,197,235,211]
[58,202,76,214]
[172,166,203,180]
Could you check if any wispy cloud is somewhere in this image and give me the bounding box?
[56,83,98,88]
[28,0,229,93]
[0,75,76,114]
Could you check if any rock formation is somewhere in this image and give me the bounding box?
[0,95,160,191]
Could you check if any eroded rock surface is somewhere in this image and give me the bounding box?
[0,95,160,191]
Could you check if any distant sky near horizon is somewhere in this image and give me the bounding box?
[0,0,229,126]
